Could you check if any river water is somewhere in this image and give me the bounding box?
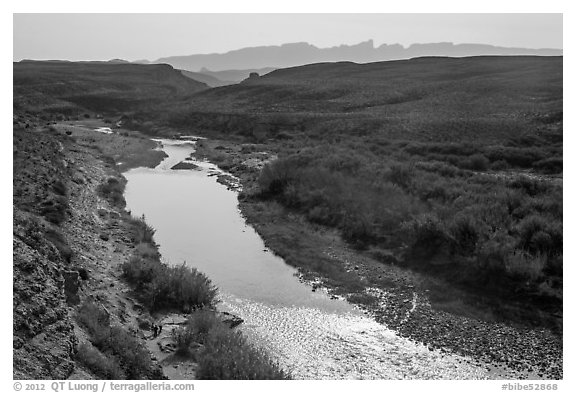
[123,139,494,379]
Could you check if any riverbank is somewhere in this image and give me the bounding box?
[191,138,562,380]
[13,122,167,379]
[13,121,290,380]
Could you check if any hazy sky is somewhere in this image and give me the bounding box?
[13,14,562,62]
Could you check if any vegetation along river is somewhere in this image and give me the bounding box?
[123,138,497,379]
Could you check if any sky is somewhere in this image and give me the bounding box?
[13,13,563,62]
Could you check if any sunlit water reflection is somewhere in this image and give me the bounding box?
[123,139,493,379]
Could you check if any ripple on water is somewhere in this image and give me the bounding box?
[221,295,492,380]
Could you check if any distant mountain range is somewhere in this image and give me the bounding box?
[150,40,562,73]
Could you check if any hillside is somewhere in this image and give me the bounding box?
[165,56,562,343]
[197,67,278,84]
[13,61,208,116]
[180,70,227,87]
[163,56,562,144]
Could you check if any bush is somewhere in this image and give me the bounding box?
[491,160,510,171]
[39,195,68,225]
[188,309,219,343]
[504,251,547,281]
[106,326,156,379]
[52,180,67,196]
[516,215,562,256]
[533,157,563,174]
[97,177,126,208]
[75,343,124,379]
[258,158,297,195]
[44,227,73,263]
[172,326,197,355]
[76,301,111,347]
[341,214,372,249]
[164,263,219,311]
[465,154,490,171]
[449,215,480,256]
[122,257,218,312]
[196,325,289,380]
[127,216,156,245]
[387,163,413,188]
[509,176,550,196]
[406,214,453,259]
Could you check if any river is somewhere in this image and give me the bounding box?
[123,139,494,379]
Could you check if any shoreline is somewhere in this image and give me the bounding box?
[59,124,284,380]
[13,121,561,380]
[192,137,562,380]
[13,122,262,380]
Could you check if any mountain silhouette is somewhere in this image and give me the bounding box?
[152,40,562,72]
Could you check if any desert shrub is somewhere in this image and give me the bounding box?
[188,310,219,342]
[509,176,551,196]
[484,146,545,168]
[525,195,562,219]
[258,158,298,195]
[122,257,218,312]
[134,242,160,259]
[75,343,124,379]
[464,154,490,171]
[404,142,477,157]
[106,326,156,379]
[491,160,510,170]
[501,190,527,217]
[76,301,111,347]
[449,215,480,256]
[387,163,413,188]
[127,216,156,245]
[122,255,159,285]
[516,215,562,256]
[196,325,289,380]
[405,214,453,259]
[172,326,196,355]
[75,301,157,379]
[504,251,547,281]
[415,161,461,177]
[44,227,73,263]
[533,157,563,174]
[39,195,68,225]
[97,177,126,208]
[51,180,67,196]
[164,263,219,311]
